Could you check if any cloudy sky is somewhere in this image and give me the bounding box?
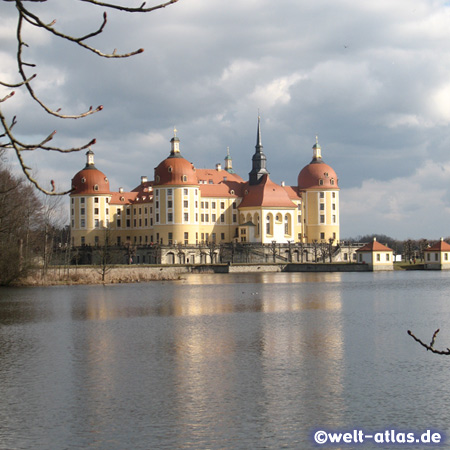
[2,0,450,239]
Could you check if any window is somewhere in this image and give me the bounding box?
[126,208,130,215]
[94,208,99,215]
[320,215,325,223]
[319,179,324,186]
[126,219,131,227]
[133,219,136,227]
[320,204,324,211]
[94,219,100,228]
[201,202,204,209]
[117,236,121,246]
[168,212,173,222]
[332,204,336,210]
[106,208,109,215]
[220,213,225,223]
[332,192,336,198]
[386,253,390,261]
[184,232,189,244]
[182,175,187,182]
[212,202,216,209]
[298,215,301,224]
[284,215,289,235]
[145,218,148,226]
[266,215,271,235]
[139,219,142,227]
[332,215,336,223]
[320,192,324,199]
[212,214,216,222]
[201,214,205,222]
[81,219,85,227]
[94,184,99,191]
[81,208,85,215]
[221,233,225,240]
[205,202,209,208]
[195,201,198,208]
[71,198,74,204]
[232,202,237,209]
[94,236,99,246]
[168,200,173,208]
[81,198,85,204]
[184,213,189,222]
[377,253,381,262]
[320,232,325,240]
[168,189,172,196]
[220,202,225,209]
[156,201,159,208]
[195,213,198,222]
[184,188,188,195]
[233,214,237,223]
[117,219,121,227]
[168,232,173,245]
[94,197,99,203]
[117,209,121,215]
[205,214,209,222]
[139,208,142,215]
[184,200,188,208]
[155,189,159,197]
[446,253,449,261]
[331,179,335,185]
[81,236,85,245]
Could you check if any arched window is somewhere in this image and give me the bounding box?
[168,166,173,173]
[284,214,289,235]
[266,215,271,235]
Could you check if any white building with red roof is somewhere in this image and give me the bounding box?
[424,238,450,270]
[356,238,394,271]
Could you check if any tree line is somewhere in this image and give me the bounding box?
[0,162,66,285]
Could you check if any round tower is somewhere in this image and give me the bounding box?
[297,137,340,243]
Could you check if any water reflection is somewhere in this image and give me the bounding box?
[2,272,450,449]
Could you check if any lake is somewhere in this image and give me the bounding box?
[1,271,450,449]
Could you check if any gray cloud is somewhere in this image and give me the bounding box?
[2,0,450,238]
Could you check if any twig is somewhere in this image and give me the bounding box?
[407,329,450,355]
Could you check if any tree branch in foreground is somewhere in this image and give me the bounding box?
[1,0,179,194]
[407,328,450,355]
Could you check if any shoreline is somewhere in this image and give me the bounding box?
[8,261,428,287]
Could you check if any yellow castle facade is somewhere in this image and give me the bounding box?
[70,118,340,257]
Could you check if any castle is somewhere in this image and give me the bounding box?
[70,118,340,264]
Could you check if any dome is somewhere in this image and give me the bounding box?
[154,154,198,186]
[297,138,339,190]
[153,132,198,186]
[297,160,338,190]
[71,167,110,195]
[71,149,110,195]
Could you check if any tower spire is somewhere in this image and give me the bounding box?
[249,114,269,185]
[224,146,235,173]
[170,127,181,156]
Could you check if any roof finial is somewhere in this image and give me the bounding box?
[173,127,177,137]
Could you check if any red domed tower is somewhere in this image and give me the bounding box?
[298,137,340,243]
[152,130,199,245]
[70,149,111,246]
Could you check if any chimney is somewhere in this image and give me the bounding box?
[216,163,222,171]
[119,187,124,193]
[141,176,148,184]
[281,181,285,187]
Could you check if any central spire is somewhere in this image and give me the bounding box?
[249,114,269,185]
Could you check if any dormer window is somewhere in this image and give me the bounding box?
[81,177,86,184]
[331,179,335,185]
[182,175,187,182]
[94,184,99,191]
[168,166,173,173]
[319,179,324,186]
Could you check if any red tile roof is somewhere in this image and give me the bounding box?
[239,175,296,208]
[356,239,393,252]
[425,239,450,252]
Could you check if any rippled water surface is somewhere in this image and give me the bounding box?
[1,271,450,449]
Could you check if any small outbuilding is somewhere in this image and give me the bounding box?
[424,238,450,270]
[356,238,394,271]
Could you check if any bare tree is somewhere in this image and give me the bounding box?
[0,0,179,194]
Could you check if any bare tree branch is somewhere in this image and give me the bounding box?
[407,329,450,355]
[1,0,179,194]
